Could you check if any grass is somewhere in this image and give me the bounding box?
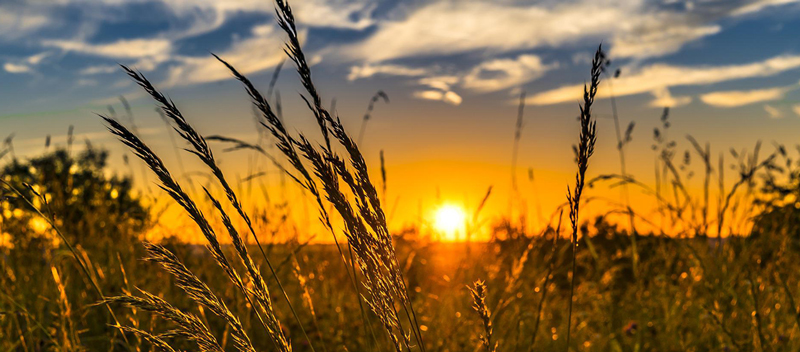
[3,0,800,351]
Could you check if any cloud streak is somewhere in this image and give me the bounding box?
[413,90,462,106]
[44,38,172,60]
[462,55,557,92]
[700,87,792,107]
[162,25,287,87]
[528,54,800,105]
[347,63,430,81]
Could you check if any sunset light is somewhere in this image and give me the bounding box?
[4,0,800,350]
[433,204,466,238]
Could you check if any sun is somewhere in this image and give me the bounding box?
[434,204,466,239]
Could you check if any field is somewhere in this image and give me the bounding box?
[3,1,800,351]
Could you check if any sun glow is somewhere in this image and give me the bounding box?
[434,204,466,240]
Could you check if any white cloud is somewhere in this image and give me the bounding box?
[462,54,557,92]
[43,38,172,60]
[341,0,783,63]
[345,1,629,62]
[529,54,800,105]
[2,52,51,75]
[162,25,286,87]
[443,91,463,105]
[347,63,429,81]
[4,63,32,74]
[732,0,800,16]
[25,52,50,65]
[700,87,790,107]
[414,90,443,101]
[649,87,691,108]
[610,22,720,59]
[80,65,119,75]
[764,104,783,118]
[350,55,556,95]
[412,89,462,105]
[0,9,50,41]
[418,76,459,91]
[792,104,800,117]
[288,0,374,30]
[152,0,375,40]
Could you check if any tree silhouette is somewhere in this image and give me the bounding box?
[1,147,150,254]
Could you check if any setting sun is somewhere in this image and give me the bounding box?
[434,204,466,238]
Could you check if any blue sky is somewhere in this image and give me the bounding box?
[3,0,800,228]
[1,0,799,112]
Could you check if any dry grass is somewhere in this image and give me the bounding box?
[4,1,800,352]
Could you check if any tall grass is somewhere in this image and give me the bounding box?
[6,2,800,352]
[94,0,426,350]
[563,45,601,350]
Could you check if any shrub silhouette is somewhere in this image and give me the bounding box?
[1,147,149,254]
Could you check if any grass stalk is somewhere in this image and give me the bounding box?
[564,45,602,351]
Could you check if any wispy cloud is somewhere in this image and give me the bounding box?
[462,55,557,92]
[350,54,557,102]
[162,24,286,87]
[0,8,50,41]
[413,90,462,106]
[529,54,800,105]
[3,63,32,74]
[732,0,800,16]
[80,65,119,75]
[764,104,783,118]
[336,0,800,103]
[344,1,628,63]
[43,38,172,60]
[340,0,792,64]
[1,0,799,112]
[610,22,720,59]
[700,87,792,107]
[649,87,691,108]
[347,63,430,81]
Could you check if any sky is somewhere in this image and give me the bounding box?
[2,0,800,238]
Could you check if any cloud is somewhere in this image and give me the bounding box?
[25,52,50,65]
[792,104,800,117]
[142,0,375,40]
[4,63,32,74]
[528,54,800,105]
[610,22,720,59]
[341,0,794,64]
[162,24,286,87]
[418,76,460,91]
[344,1,628,62]
[2,52,52,75]
[649,87,691,107]
[80,65,119,75]
[462,54,557,92]
[443,91,463,105]
[43,38,172,60]
[412,90,462,105]
[288,0,375,30]
[700,87,790,107]
[347,63,430,81]
[764,104,782,118]
[732,0,800,16]
[350,55,557,95]
[0,8,50,41]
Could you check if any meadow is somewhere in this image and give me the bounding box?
[3,1,800,351]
